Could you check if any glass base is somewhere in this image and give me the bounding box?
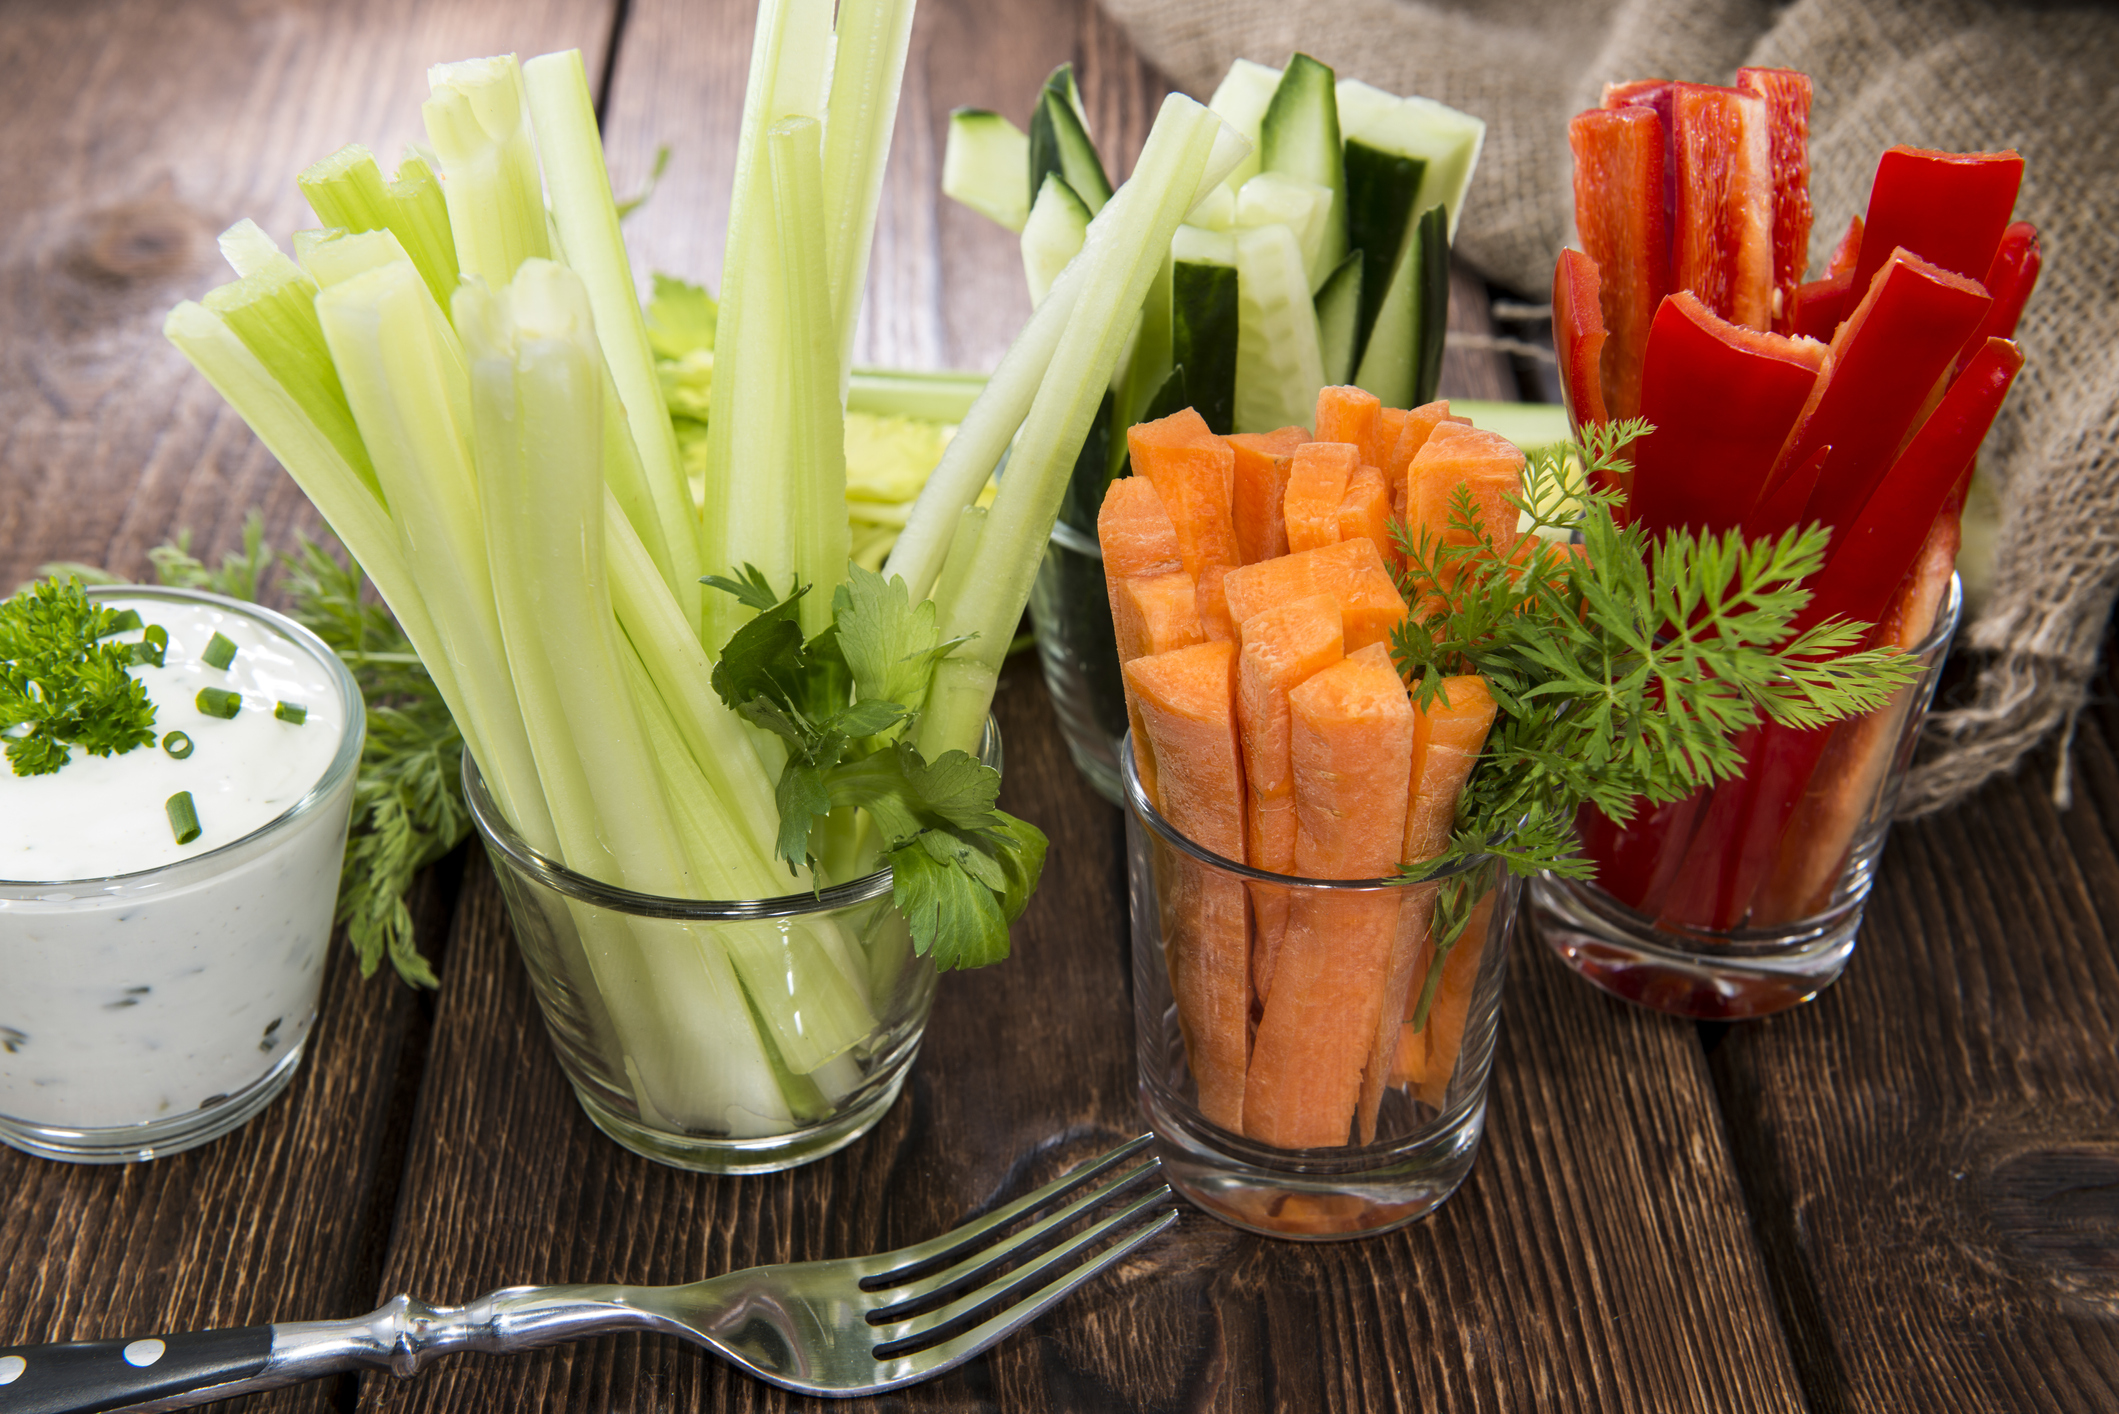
[569,1063,914,1175]
[1141,1083,1487,1241]
[1531,874,1859,1019]
[0,1037,310,1164]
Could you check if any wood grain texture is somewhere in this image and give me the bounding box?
[1708,648,2119,1413]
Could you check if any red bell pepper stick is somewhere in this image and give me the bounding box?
[1553,247,1610,435]
[1736,68,1813,336]
[1790,272,1854,341]
[1670,83,1774,332]
[1601,79,1677,249]
[1627,292,1823,537]
[1955,221,2040,376]
[1581,790,1709,916]
[1571,106,1669,420]
[1826,213,1863,277]
[1752,247,1991,538]
[1851,146,2023,297]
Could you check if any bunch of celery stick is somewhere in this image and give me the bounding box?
[164,0,1242,1136]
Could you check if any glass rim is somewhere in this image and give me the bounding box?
[0,584,367,892]
[1119,730,1493,889]
[461,717,999,920]
[1914,572,1964,657]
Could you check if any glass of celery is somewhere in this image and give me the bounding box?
[465,720,998,1174]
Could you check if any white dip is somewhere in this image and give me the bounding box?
[0,592,357,1134]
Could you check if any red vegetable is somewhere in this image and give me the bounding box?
[1569,106,1667,419]
[1851,146,2023,297]
[1670,82,1774,332]
[1552,246,1610,434]
[1735,67,1813,335]
[1956,221,2040,376]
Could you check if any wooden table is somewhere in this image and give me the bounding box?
[3,1,2115,1409]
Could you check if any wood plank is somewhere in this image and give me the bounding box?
[0,3,611,1409]
[1708,646,2119,1411]
[357,4,1808,1410]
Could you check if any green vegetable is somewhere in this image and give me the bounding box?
[1390,420,1925,1018]
[165,791,201,846]
[203,632,238,670]
[942,109,1032,232]
[162,730,194,758]
[0,577,158,777]
[275,701,307,724]
[196,687,242,719]
[704,564,1048,970]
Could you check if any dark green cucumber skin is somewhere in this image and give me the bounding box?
[1411,203,1451,406]
[1344,139,1426,355]
[1258,53,1347,274]
[1314,249,1365,388]
[1171,263,1239,436]
[1028,68,1111,214]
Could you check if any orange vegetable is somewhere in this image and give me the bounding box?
[1357,674,1497,1141]
[1100,477,1201,802]
[1315,384,1388,468]
[1403,425,1526,586]
[1096,475,1183,579]
[1283,440,1358,553]
[1390,888,1497,1109]
[1244,642,1415,1150]
[1128,407,1242,640]
[1337,464,1394,566]
[1223,537,1409,653]
[1235,594,1345,999]
[1386,399,1454,522]
[1227,426,1308,565]
[1124,639,1250,1133]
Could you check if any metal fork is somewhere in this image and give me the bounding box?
[0,1135,1176,1411]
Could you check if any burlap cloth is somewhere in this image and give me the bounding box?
[1098,0,2119,815]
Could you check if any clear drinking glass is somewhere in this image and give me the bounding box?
[1531,577,1962,1019]
[1123,740,1517,1240]
[0,587,364,1163]
[466,720,999,1175]
[1027,522,1128,806]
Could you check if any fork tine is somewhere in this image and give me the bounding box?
[867,1188,1179,1379]
[867,1157,1162,1312]
[859,1134,1159,1290]
[869,1184,1177,1355]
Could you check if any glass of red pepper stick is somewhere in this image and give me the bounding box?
[1532,71,2037,1017]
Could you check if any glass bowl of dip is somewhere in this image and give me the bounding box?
[0,584,364,1163]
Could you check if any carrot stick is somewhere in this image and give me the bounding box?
[1392,887,1497,1109]
[1315,384,1387,468]
[1356,673,1496,1141]
[1223,537,1409,653]
[1227,426,1308,565]
[1125,639,1250,1132]
[1386,399,1453,523]
[1283,440,1358,553]
[1337,464,1394,566]
[1128,407,1242,639]
[1235,594,1345,1000]
[1100,476,1199,802]
[1244,642,1414,1150]
[1404,425,1526,589]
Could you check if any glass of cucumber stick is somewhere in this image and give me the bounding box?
[946,57,1485,804]
[1123,743,1517,1240]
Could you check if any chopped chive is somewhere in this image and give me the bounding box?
[162,731,194,759]
[274,700,307,725]
[196,687,242,719]
[103,609,143,635]
[202,631,238,670]
[165,791,201,845]
[136,623,169,667]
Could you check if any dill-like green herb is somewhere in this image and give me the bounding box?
[0,578,159,776]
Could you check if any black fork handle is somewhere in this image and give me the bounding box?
[0,1326,278,1413]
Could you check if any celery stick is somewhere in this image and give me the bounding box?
[928,503,987,641]
[522,49,702,631]
[298,144,462,308]
[313,259,557,856]
[820,0,917,377]
[769,114,851,639]
[700,0,835,650]
[885,106,1246,604]
[847,367,986,421]
[918,96,1223,758]
[200,234,379,504]
[423,55,551,290]
[298,227,413,290]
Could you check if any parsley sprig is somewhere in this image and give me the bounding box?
[0,578,158,776]
[1390,421,1925,1020]
[705,563,1048,971]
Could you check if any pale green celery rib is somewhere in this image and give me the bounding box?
[605,504,793,886]
[162,301,468,765]
[699,0,835,652]
[424,55,551,291]
[880,111,1241,605]
[522,49,702,633]
[626,643,879,1074]
[201,239,379,504]
[846,367,987,422]
[457,260,790,1128]
[926,504,987,661]
[299,227,413,290]
[314,258,557,857]
[595,365,681,604]
[820,0,917,380]
[918,96,1222,760]
[298,144,461,309]
[769,115,850,640]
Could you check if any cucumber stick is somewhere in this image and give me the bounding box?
[1313,249,1364,387]
[1257,54,1346,291]
[1336,79,1485,242]
[1233,220,1325,433]
[1354,202,1448,408]
[943,108,1031,232]
[1021,173,1091,306]
[1173,259,1239,434]
[1343,140,1425,353]
[1029,64,1112,214]
[1205,57,1282,192]
[1235,171,1330,284]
